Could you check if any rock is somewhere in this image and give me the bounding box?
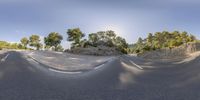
[68,46,122,56]
[138,42,200,60]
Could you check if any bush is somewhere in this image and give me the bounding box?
[143,45,151,51]
[128,31,198,54]
[135,49,140,53]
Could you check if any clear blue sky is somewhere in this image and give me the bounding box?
[0,0,200,48]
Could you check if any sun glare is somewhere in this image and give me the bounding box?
[104,25,123,36]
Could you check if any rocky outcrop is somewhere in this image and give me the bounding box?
[68,46,122,56]
[138,42,200,60]
[186,42,200,53]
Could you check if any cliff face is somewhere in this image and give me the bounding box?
[139,42,200,60]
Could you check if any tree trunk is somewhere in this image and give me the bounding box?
[55,45,58,51]
[36,46,39,50]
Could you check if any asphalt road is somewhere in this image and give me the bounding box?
[1,51,200,100]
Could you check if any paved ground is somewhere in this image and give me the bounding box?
[0,50,7,58]
[20,51,113,71]
[1,51,200,100]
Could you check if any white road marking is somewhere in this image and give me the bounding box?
[1,53,9,62]
[27,56,39,64]
[129,60,143,70]
[31,59,39,64]
[94,58,114,70]
[69,58,78,60]
[94,64,105,70]
[48,68,82,74]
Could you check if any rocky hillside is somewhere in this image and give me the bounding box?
[138,42,200,60]
[67,46,123,56]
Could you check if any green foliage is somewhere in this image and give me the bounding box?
[67,28,85,48]
[56,45,64,52]
[114,36,128,53]
[0,41,25,49]
[129,31,197,53]
[29,35,43,50]
[66,28,128,53]
[20,37,29,49]
[44,45,51,50]
[44,32,63,51]
[87,30,128,53]
[49,45,64,52]
[0,41,9,49]
[88,33,98,47]
[79,39,89,48]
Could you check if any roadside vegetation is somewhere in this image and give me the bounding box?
[66,28,128,54]
[128,31,198,53]
[19,33,63,51]
[44,32,63,51]
[0,41,27,50]
[1,29,199,56]
[15,28,128,55]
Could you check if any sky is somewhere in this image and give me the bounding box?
[0,0,200,49]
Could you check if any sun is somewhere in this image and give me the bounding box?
[104,25,123,36]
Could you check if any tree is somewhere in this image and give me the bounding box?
[114,36,128,53]
[189,34,196,42]
[147,33,153,46]
[20,37,29,49]
[0,41,9,49]
[96,31,106,41]
[89,30,117,47]
[10,43,17,49]
[128,31,198,54]
[18,44,24,49]
[169,39,177,48]
[0,41,26,49]
[181,31,188,43]
[88,33,99,46]
[50,45,64,51]
[154,32,164,48]
[80,39,89,48]
[29,35,42,50]
[44,32,63,51]
[106,30,116,40]
[44,45,51,50]
[137,37,143,45]
[56,45,64,52]
[67,28,85,48]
